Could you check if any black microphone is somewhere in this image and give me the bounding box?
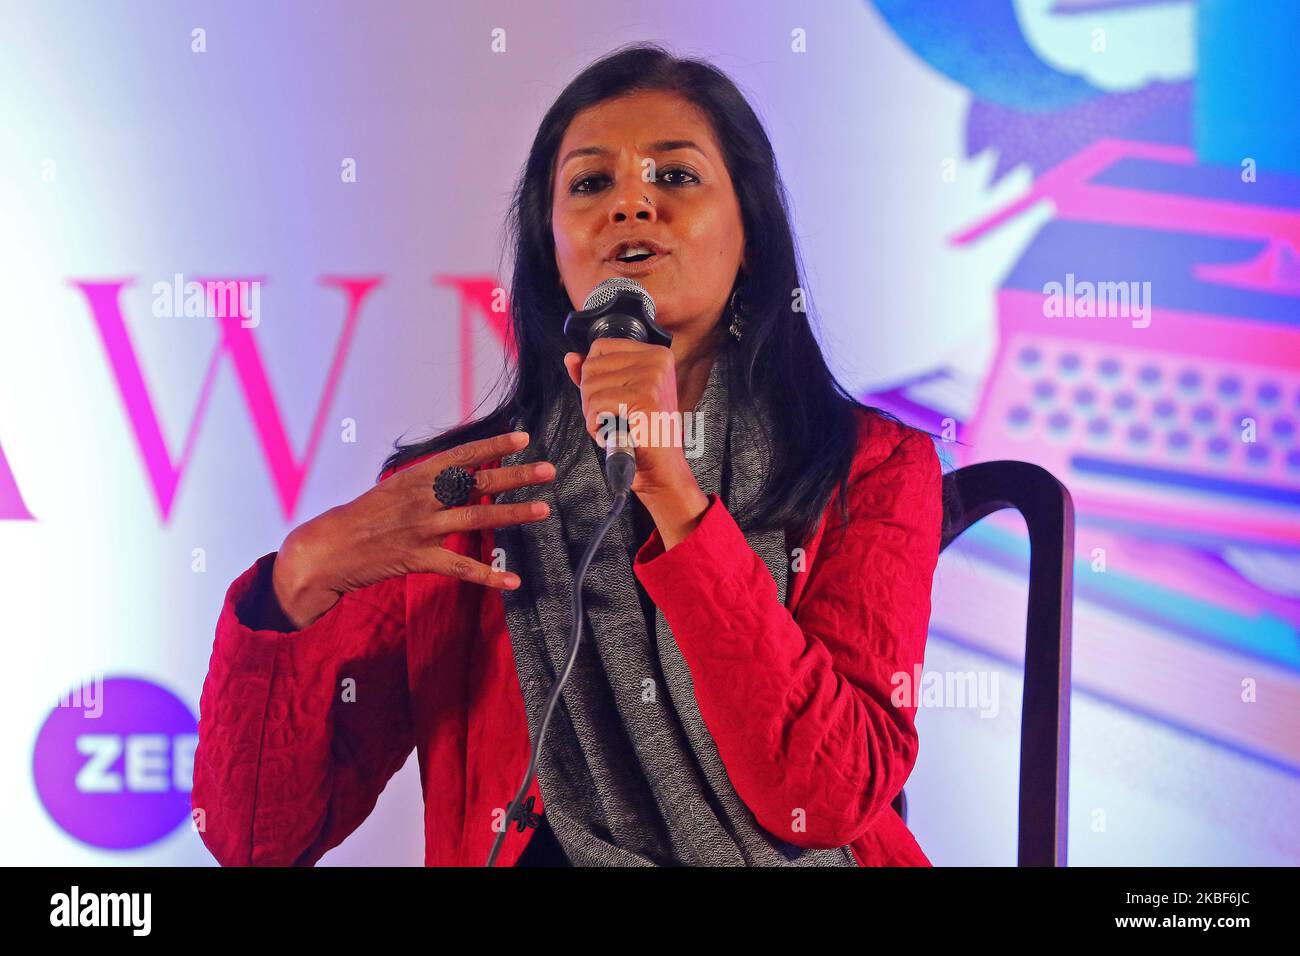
[562,278,673,494]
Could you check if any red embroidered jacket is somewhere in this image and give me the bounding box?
[192,407,943,867]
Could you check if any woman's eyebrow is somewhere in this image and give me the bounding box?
[647,139,706,157]
[559,139,708,168]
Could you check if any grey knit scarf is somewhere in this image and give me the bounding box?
[492,348,858,867]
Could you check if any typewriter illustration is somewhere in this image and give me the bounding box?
[954,140,1300,550]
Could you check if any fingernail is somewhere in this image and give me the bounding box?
[504,574,520,588]
[531,502,548,516]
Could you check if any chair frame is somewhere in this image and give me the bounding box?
[892,460,1074,867]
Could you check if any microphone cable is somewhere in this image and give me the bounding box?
[485,447,636,866]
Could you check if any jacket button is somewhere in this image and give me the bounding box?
[512,794,542,832]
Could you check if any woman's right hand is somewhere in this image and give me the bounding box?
[271,430,554,628]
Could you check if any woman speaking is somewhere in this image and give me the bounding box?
[192,43,944,867]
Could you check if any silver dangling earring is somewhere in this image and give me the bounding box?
[728,287,746,340]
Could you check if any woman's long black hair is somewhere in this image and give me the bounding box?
[381,42,946,548]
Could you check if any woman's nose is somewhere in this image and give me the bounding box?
[608,181,657,224]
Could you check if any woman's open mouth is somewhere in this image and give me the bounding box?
[608,248,667,274]
[605,239,670,275]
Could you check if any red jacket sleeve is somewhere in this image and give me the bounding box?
[632,420,942,849]
[192,478,414,866]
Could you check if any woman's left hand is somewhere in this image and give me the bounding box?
[563,338,700,503]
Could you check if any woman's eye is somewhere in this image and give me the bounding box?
[657,167,699,186]
[571,175,608,195]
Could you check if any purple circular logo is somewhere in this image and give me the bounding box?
[33,675,198,850]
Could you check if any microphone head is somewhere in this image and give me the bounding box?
[581,277,656,325]
[564,276,671,350]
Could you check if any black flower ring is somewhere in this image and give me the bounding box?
[433,465,475,508]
